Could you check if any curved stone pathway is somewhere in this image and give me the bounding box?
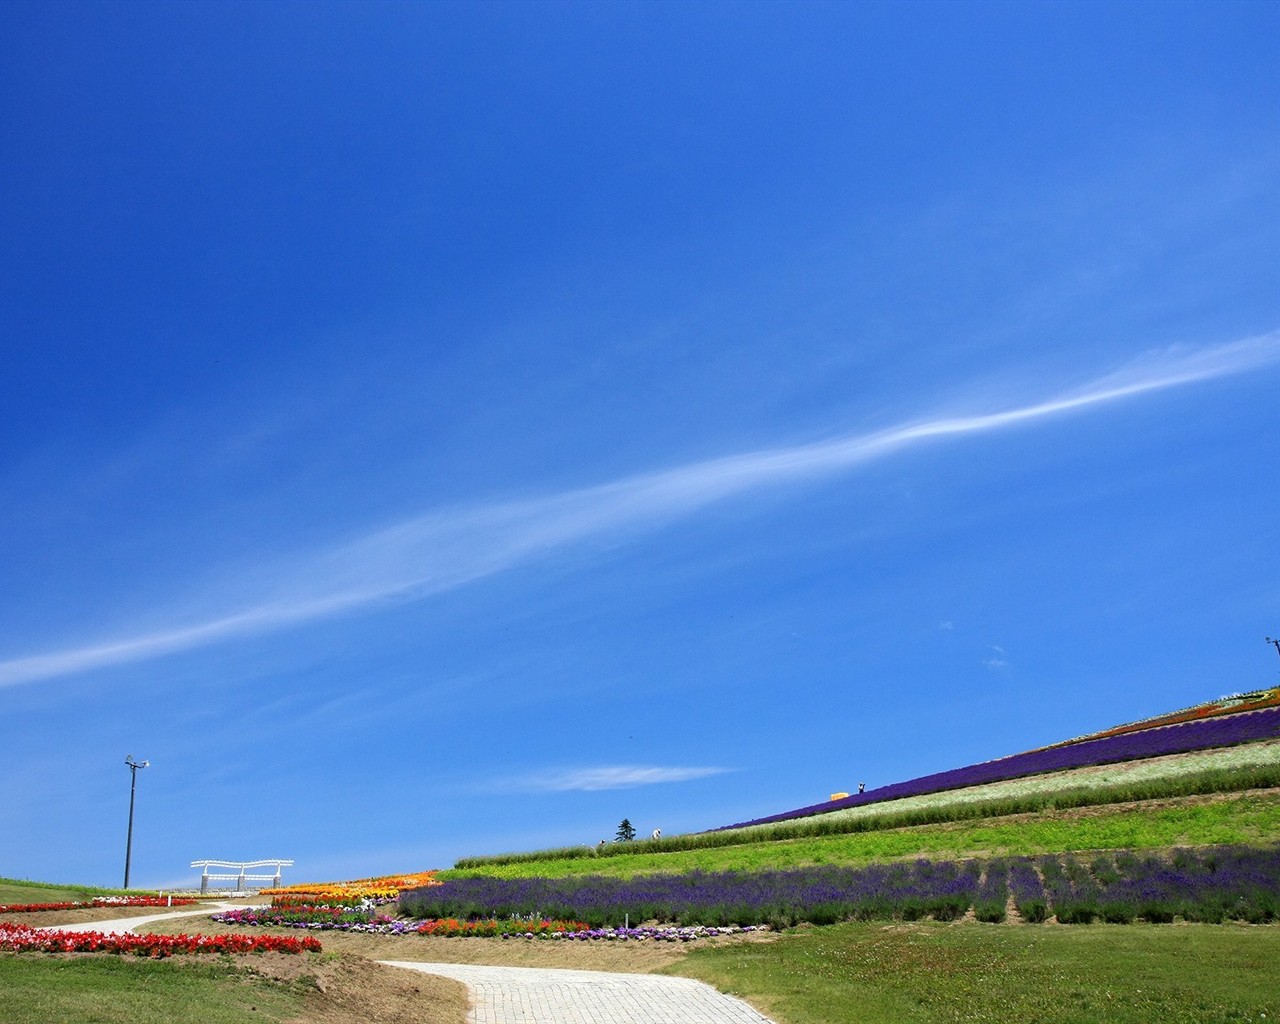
[380,961,777,1024]
[40,902,248,935]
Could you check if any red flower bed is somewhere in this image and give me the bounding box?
[0,922,320,956]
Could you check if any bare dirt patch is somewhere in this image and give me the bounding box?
[261,953,468,1024]
[12,950,467,1024]
[318,928,776,972]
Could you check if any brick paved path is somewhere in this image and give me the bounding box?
[380,960,778,1024]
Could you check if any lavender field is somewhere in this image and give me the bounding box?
[404,844,1280,928]
[723,706,1280,830]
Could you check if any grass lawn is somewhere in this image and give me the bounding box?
[0,950,468,1024]
[0,878,143,905]
[0,955,304,1024]
[669,920,1280,1024]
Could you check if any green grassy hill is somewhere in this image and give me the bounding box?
[451,723,1280,876]
[0,878,143,906]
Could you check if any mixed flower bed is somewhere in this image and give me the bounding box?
[402,844,1280,927]
[209,904,762,941]
[724,705,1280,829]
[210,868,768,942]
[535,924,766,942]
[0,921,321,956]
[212,905,408,932]
[213,906,588,936]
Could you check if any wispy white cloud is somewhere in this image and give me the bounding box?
[501,765,733,792]
[984,644,1010,671]
[2,332,1276,689]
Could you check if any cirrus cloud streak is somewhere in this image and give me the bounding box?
[1,332,1276,689]
[501,765,734,792]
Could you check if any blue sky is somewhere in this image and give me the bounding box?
[1,1,1277,889]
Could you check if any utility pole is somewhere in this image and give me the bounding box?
[1267,637,1280,660]
[123,755,149,889]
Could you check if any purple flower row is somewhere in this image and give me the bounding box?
[404,860,988,928]
[404,844,1280,927]
[1032,846,1280,924]
[720,707,1280,830]
[208,907,763,941]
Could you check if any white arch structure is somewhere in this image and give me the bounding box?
[190,858,294,893]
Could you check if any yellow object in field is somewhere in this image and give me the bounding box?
[830,792,849,801]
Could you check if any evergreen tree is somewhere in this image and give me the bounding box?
[615,818,636,842]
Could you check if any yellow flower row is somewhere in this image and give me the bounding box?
[260,871,440,899]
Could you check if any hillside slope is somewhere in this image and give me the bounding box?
[722,693,1280,831]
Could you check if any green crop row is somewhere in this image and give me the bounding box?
[453,761,1280,871]
[444,789,1280,880]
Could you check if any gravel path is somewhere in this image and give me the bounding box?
[380,960,777,1024]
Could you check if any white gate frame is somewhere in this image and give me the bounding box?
[191,859,294,893]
